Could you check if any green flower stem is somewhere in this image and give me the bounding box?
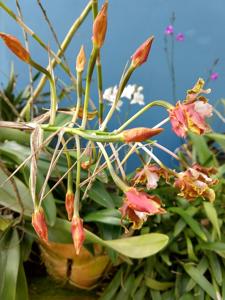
[81,46,99,129]
[100,65,135,131]
[61,138,73,193]
[17,1,92,120]
[41,125,124,143]
[30,59,57,125]
[97,55,104,125]
[97,142,129,192]
[91,0,104,125]
[114,100,174,134]
[74,135,81,216]
[71,71,83,124]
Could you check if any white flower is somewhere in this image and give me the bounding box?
[130,90,145,105]
[121,84,136,99]
[103,85,122,110]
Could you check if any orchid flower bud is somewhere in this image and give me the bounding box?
[76,45,86,72]
[92,2,108,48]
[65,191,74,221]
[122,127,163,143]
[131,36,154,68]
[0,32,30,63]
[32,207,48,243]
[71,216,85,255]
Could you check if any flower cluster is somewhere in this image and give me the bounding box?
[164,24,185,42]
[169,78,213,137]
[103,84,145,111]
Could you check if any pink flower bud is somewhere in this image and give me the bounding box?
[122,127,163,143]
[0,32,30,63]
[71,216,85,255]
[65,191,74,221]
[32,207,48,243]
[131,36,154,68]
[92,2,108,48]
[76,45,86,72]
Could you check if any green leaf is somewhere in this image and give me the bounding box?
[183,263,217,299]
[116,274,135,300]
[15,262,29,300]
[169,207,207,241]
[99,268,123,300]
[0,169,33,216]
[47,218,169,259]
[145,277,174,291]
[87,181,115,208]
[0,230,20,300]
[84,209,122,225]
[198,242,225,252]
[205,133,225,151]
[188,133,214,166]
[0,217,12,231]
[207,252,222,286]
[203,202,221,239]
[103,233,169,259]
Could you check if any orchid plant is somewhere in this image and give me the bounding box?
[0,0,218,262]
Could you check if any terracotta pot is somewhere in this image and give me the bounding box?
[40,242,110,290]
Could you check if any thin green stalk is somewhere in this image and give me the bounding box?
[97,142,128,192]
[91,0,104,125]
[97,54,104,125]
[61,138,73,193]
[41,125,124,143]
[30,59,57,125]
[114,100,174,134]
[81,46,99,129]
[71,71,82,124]
[17,0,92,119]
[100,65,135,131]
[74,135,81,216]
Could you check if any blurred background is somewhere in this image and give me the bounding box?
[0,0,224,167]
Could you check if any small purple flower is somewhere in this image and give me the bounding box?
[176,33,185,41]
[210,72,219,81]
[165,25,174,35]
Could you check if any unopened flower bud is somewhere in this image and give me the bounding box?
[92,2,108,48]
[131,36,154,68]
[0,32,30,63]
[32,207,48,243]
[123,127,163,143]
[65,191,74,221]
[76,45,86,72]
[71,216,85,255]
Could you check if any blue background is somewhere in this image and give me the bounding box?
[0,0,224,167]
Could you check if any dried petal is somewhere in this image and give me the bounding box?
[119,187,165,229]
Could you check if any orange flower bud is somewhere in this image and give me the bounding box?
[131,36,154,68]
[71,216,85,255]
[92,2,108,48]
[32,207,48,243]
[123,127,163,143]
[76,45,86,72]
[65,191,74,221]
[0,32,30,63]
